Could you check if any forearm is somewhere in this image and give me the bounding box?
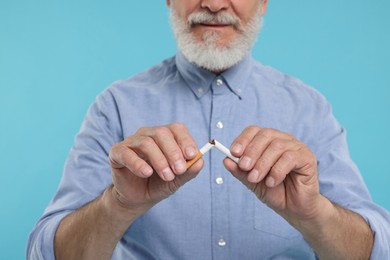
[54,185,142,260]
[295,196,373,260]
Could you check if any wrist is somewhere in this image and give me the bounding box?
[101,185,146,225]
[289,196,374,259]
[290,195,336,237]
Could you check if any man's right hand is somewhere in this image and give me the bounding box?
[55,123,202,259]
[108,123,203,215]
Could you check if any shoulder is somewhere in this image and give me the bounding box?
[251,59,328,105]
[111,56,178,93]
[94,56,178,106]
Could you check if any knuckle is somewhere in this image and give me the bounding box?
[110,143,122,155]
[152,126,171,138]
[246,125,260,132]
[282,150,296,163]
[168,149,183,161]
[271,139,286,151]
[257,156,269,168]
[154,157,169,171]
[285,132,295,140]
[256,157,270,175]
[109,143,126,162]
[169,122,186,131]
[300,142,311,152]
[304,149,317,165]
[134,160,148,174]
[239,136,252,144]
[138,136,155,147]
[259,128,275,139]
[297,142,315,160]
[236,136,252,146]
[271,164,285,177]
[136,126,149,135]
[245,143,262,157]
[179,136,193,147]
[119,149,131,164]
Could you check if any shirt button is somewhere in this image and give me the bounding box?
[218,238,227,247]
[197,87,204,94]
[216,121,224,129]
[216,177,224,185]
[216,79,223,86]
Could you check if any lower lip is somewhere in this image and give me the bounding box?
[201,23,228,27]
[198,24,231,30]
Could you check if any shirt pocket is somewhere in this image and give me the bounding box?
[254,199,300,239]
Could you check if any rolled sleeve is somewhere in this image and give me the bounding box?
[27,89,120,259]
[27,211,72,260]
[352,205,390,259]
[314,102,390,257]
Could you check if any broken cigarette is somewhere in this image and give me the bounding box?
[212,139,240,163]
[186,139,240,168]
[186,141,214,168]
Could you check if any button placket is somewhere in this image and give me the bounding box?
[210,76,231,259]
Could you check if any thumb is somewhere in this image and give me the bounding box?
[223,158,252,186]
[167,159,204,192]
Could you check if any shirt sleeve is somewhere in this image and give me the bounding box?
[26,89,122,259]
[314,101,390,259]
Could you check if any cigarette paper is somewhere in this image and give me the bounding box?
[186,142,214,168]
[212,139,240,163]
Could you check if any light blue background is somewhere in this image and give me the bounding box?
[1,1,389,259]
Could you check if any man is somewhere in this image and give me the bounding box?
[28,0,390,259]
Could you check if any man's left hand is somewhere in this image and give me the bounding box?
[224,126,323,224]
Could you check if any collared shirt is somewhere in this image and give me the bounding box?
[27,52,390,259]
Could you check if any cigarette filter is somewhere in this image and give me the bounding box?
[186,142,214,168]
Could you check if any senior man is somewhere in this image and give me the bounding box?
[28,0,390,259]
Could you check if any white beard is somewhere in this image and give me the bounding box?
[169,7,263,72]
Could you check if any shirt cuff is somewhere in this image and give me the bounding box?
[352,206,390,259]
[27,211,71,260]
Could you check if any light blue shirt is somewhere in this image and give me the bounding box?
[27,52,390,259]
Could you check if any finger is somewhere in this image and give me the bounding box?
[224,157,286,208]
[169,123,198,160]
[158,159,203,199]
[174,159,204,187]
[238,128,293,172]
[144,125,188,175]
[109,143,153,178]
[265,150,298,188]
[223,157,250,185]
[265,141,315,188]
[230,126,260,157]
[185,151,203,169]
[247,139,299,183]
[224,158,261,195]
[130,135,176,181]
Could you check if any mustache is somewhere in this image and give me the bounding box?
[188,11,240,26]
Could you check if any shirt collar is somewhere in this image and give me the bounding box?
[176,51,253,99]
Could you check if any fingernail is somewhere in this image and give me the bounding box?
[174,160,187,174]
[140,165,153,177]
[162,167,175,181]
[185,147,197,158]
[231,143,243,154]
[239,156,252,170]
[249,169,260,183]
[266,176,275,187]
